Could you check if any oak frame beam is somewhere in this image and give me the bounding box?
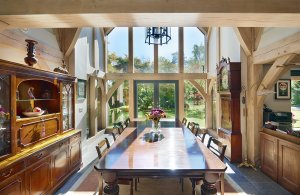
[188,79,207,101]
[1,0,300,14]
[253,32,300,64]
[105,73,207,80]
[234,27,253,56]
[106,79,125,101]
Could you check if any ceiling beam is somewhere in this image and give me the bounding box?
[2,0,300,15]
[1,14,300,29]
[253,32,300,65]
[234,27,253,56]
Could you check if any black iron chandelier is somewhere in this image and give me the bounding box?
[145,27,171,45]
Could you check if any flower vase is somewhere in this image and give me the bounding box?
[152,120,161,134]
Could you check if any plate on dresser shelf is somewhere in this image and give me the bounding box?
[22,111,45,117]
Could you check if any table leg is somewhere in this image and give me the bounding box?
[102,172,119,195]
[201,173,218,195]
[220,173,225,195]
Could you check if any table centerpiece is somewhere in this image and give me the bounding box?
[147,108,166,134]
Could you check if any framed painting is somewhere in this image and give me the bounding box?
[77,79,86,99]
[275,79,291,100]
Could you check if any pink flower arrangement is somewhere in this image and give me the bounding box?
[148,108,166,122]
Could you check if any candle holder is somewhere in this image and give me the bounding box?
[24,39,38,66]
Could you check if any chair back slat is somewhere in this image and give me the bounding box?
[182,117,188,125]
[195,128,208,143]
[124,118,131,128]
[96,138,110,159]
[207,137,227,162]
[190,122,199,135]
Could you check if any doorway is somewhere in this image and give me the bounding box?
[134,80,178,119]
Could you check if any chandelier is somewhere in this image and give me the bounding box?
[145,27,171,45]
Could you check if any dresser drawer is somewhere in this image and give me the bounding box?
[0,161,25,182]
[26,148,53,166]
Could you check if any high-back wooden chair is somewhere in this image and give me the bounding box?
[207,137,227,162]
[96,138,110,159]
[190,137,227,195]
[182,117,188,125]
[195,127,208,144]
[95,138,137,195]
[190,122,199,135]
[124,117,131,128]
[113,121,124,134]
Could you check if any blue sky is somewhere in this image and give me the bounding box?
[107,27,205,61]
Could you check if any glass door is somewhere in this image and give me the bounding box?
[0,74,11,158]
[135,81,178,119]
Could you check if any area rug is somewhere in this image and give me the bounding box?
[63,164,245,195]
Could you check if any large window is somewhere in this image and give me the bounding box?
[106,27,206,73]
[133,27,154,73]
[158,27,179,73]
[184,27,206,73]
[184,81,206,127]
[107,81,129,127]
[107,27,128,73]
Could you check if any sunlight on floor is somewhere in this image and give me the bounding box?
[225,162,236,174]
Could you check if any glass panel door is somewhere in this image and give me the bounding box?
[62,82,74,131]
[0,74,11,157]
[135,81,178,119]
[158,82,177,119]
[135,82,154,118]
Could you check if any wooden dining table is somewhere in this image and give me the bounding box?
[94,120,227,195]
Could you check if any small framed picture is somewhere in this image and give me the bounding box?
[77,79,86,99]
[275,79,291,100]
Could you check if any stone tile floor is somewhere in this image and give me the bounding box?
[225,160,291,195]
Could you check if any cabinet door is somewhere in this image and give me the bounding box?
[62,82,74,132]
[0,74,12,159]
[69,134,82,170]
[278,139,300,194]
[52,140,69,187]
[260,133,278,181]
[0,171,25,195]
[26,156,52,195]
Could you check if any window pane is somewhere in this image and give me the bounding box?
[136,83,154,118]
[184,80,206,127]
[133,27,154,73]
[184,27,206,73]
[107,27,128,73]
[158,27,178,73]
[108,81,129,127]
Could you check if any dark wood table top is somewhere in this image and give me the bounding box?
[95,120,227,176]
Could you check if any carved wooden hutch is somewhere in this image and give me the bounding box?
[0,59,81,194]
[217,58,242,163]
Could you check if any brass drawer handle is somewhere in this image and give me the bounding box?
[1,169,12,178]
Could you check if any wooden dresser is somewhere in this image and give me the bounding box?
[0,59,82,194]
[260,128,300,194]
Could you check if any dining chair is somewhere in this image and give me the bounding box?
[124,117,131,128]
[113,121,124,134]
[195,127,208,143]
[190,137,227,195]
[190,122,199,135]
[181,117,188,125]
[95,138,137,195]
